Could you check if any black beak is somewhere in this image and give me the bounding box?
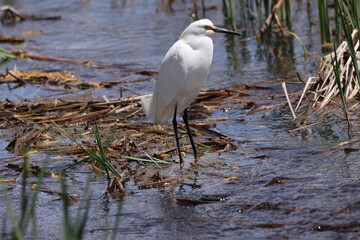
[212,26,243,36]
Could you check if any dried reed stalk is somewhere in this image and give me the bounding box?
[296,29,359,113]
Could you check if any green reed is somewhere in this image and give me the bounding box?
[332,49,350,125]
[223,0,237,30]
[336,0,360,86]
[318,0,331,44]
[1,155,46,240]
[0,48,15,68]
[60,172,91,240]
[53,121,122,182]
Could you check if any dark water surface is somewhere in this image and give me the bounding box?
[1,0,360,239]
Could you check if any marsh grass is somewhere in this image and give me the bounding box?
[52,121,122,182]
[294,0,360,124]
[1,152,122,239]
[0,48,15,67]
[336,0,360,87]
[284,0,292,30]
[0,48,15,60]
[223,0,292,31]
[60,172,91,240]
[287,30,307,56]
[1,155,46,240]
[223,0,237,31]
[55,120,172,178]
[331,48,351,126]
[318,0,331,45]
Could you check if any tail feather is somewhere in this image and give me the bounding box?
[142,94,175,124]
[141,94,154,120]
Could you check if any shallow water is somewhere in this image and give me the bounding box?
[1,0,360,239]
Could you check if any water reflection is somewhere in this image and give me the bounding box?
[1,0,322,99]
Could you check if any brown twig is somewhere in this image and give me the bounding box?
[0,35,25,44]
[256,0,285,40]
[10,50,158,76]
[1,5,61,23]
[288,122,322,133]
[34,109,111,124]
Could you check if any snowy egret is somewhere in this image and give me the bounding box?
[142,19,242,165]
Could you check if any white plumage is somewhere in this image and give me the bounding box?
[142,19,214,124]
[141,19,242,164]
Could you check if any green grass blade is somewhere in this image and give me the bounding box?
[63,157,91,171]
[122,155,173,164]
[337,0,360,87]
[335,0,342,45]
[331,46,351,126]
[223,0,237,31]
[52,122,101,161]
[0,177,23,239]
[284,0,292,30]
[52,121,122,179]
[351,0,360,29]
[75,172,92,239]
[0,48,16,59]
[60,173,74,240]
[94,120,106,159]
[340,1,354,29]
[195,142,211,150]
[144,152,160,167]
[26,160,47,240]
[19,155,29,232]
[110,201,123,240]
[27,160,48,240]
[287,31,307,56]
[1,156,47,240]
[318,0,331,44]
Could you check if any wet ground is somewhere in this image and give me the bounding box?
[1,0,360,239]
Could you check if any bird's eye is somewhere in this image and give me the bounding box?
[204,25,213,31]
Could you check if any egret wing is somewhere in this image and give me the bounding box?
[148,40,192,124]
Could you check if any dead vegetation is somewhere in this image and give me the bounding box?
[284,29,360,126]
[314,30,360,108]
[0,66,285,191]
[0,5,61,25]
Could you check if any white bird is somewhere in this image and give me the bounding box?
[142,18,242,165]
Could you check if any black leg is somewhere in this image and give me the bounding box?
[173,105,184,164]
[183,108,198,159]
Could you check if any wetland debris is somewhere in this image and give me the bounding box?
[138,177,180,190]
[6,125,51,154]
[284,29,360,129]
[0,35,25,44]
[3,69,79,88]
[53,120,123,186]
[0,5,61,25]
[106,177,128,198]
[310,29,359,109]
[34,186,80,204]
[1,73,278,188]
[9,50,158,76]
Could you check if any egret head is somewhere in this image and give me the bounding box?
[180,19,242,39]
